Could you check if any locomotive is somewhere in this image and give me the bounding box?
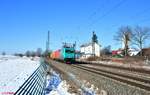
[51,43,75,63]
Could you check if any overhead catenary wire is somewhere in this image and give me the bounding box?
[77,0,150,31]
[89,0,150,29]
[87,0,109,20]
[89,0,126,27]
[76,0,150,45]
[76,0,108,31]
[132,7,150,24]
[108,7,150,28]
[136,18,150,24]
[75,0,126,48]
[131,7,150,19]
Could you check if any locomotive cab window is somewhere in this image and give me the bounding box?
[65,50,74,53]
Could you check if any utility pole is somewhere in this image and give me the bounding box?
[73,41,76,60]
[46,31,50,52]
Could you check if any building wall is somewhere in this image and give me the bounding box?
[80,43,100,59]
[94,43,100,57]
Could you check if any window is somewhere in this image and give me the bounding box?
[65,50,74,53]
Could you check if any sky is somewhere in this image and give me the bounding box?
[0,0,150,54]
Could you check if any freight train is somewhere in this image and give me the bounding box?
[51,43,75,63]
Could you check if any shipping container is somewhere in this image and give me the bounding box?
[51,50,61,59]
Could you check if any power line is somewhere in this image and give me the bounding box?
[136,18,150,24]
[87,0,109,20]
[89,0,125,27]
[78,0,150,32]
[131,7,150,24]
[46,31,50,51]
[76,0,108,31]
[131,7,150,19]
[109,7,150,27]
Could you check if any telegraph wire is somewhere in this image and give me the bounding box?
[76,0,150,39]
[135,18,150,24]
[131,7,150,24]
[89,0,126,27]
[76,0,108,31]
[131,7,150,19]
[87,0,109,20]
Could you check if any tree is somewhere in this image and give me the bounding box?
[14,53,24,57]
[36,48,42,57]
[25,51,31,57]
[31,51,36,57]
[44,49,52,57]
[101,45,111,55]
[92,31,98,43]
[2,52,6,56]
[132,26,150,56]
[114,26,133,56]
[18,53,23,57]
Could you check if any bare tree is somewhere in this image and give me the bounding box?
[132,26,150,56]
[114,26,133,56]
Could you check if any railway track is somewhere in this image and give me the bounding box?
[72,63,150,92]
[80,63,150,80]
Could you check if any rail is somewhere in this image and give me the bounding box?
[14,62,47,95]
[72,64,150,92]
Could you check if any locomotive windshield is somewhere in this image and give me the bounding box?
[65,50,74,53]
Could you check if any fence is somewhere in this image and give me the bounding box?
[14,62,47,95]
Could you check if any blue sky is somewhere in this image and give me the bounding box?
[0,0,150,54]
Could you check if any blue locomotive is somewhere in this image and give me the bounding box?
[51,43,75,63]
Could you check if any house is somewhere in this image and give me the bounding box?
[142,48,150,56]
[128,48,140,56]
[112,50,123,58]
[137,48,150,57]
[112,48,139,57]
[80,42,100,59]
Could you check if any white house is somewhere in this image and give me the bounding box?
[128,48,140,56]
[80,42,100,59]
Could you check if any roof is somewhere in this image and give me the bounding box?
[80,43,92,47]
[80,42,100,47]
[62,42,74,48]
[142,48,150,55]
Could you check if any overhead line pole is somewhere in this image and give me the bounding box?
[46,31,50,52]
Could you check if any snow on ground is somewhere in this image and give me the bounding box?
[67,73,99,95]
[45,69,98,95]
[45,70,76,95]
[0,55,40,94]
[48,81,76,95]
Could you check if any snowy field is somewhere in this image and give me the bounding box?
[0,55,40,95]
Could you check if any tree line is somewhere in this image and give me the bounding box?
[13,48,51,57]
